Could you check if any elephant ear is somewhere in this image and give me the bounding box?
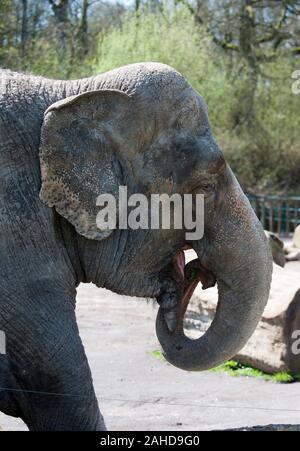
[39,89,131,240]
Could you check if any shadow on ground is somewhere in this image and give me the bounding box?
[227,424,300,431]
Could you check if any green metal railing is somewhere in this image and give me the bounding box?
[247,195,300,238]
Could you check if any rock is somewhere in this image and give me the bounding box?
[265,231,285,267]
[285,243,300,262]
[185,262,300,374]
[264,228,300,265]
[293,225,300,248]
[285,226,300,261]
[286,251,300,262]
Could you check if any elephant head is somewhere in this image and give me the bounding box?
[39,62,272,372]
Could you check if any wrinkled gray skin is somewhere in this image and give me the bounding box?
[0,63,272,430]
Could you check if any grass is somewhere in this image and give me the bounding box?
[151,351,300,383]
[150,350,165,361]
[211,360,300,383]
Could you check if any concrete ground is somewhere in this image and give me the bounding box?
[1,262,300,431]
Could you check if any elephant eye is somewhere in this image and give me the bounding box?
[199,181,216,192]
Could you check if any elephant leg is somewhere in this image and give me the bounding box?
[22,388,106,431]
[2,286,106,431]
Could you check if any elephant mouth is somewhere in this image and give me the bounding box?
[157,248,216,333]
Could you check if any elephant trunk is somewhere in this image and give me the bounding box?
[156,168,273,371]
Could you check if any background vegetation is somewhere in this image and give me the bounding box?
[0,0,299,194]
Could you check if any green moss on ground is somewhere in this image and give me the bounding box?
[151,351,300,383]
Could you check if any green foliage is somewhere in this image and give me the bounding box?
[15,34,95,80]
[95,7,211,83]
[93,5,300,194]
[223,57,300,193]
[150,350,165,361]
[93,6,231,130]
[151,351,300,383]
[1,2,299,194]
[211,360,300,383]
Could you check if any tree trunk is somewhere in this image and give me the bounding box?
[49,0,70,68]
[237,0,258,128]
[21,0,28,58]
[77,0,89,57]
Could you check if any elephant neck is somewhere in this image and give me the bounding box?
[54,217,85,286]
[53,214,109,288]
[59,218,128,289]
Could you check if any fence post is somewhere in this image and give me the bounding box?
[247,194,300,238]
[261,196,266,230]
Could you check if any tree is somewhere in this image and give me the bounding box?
[177,0,300,127]
[21,0,28,57]
[48,0,70,65]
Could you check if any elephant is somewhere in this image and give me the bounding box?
[0,62,272,431]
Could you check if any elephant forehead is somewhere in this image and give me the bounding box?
[97,62,208,126]
[99,62,188,95]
